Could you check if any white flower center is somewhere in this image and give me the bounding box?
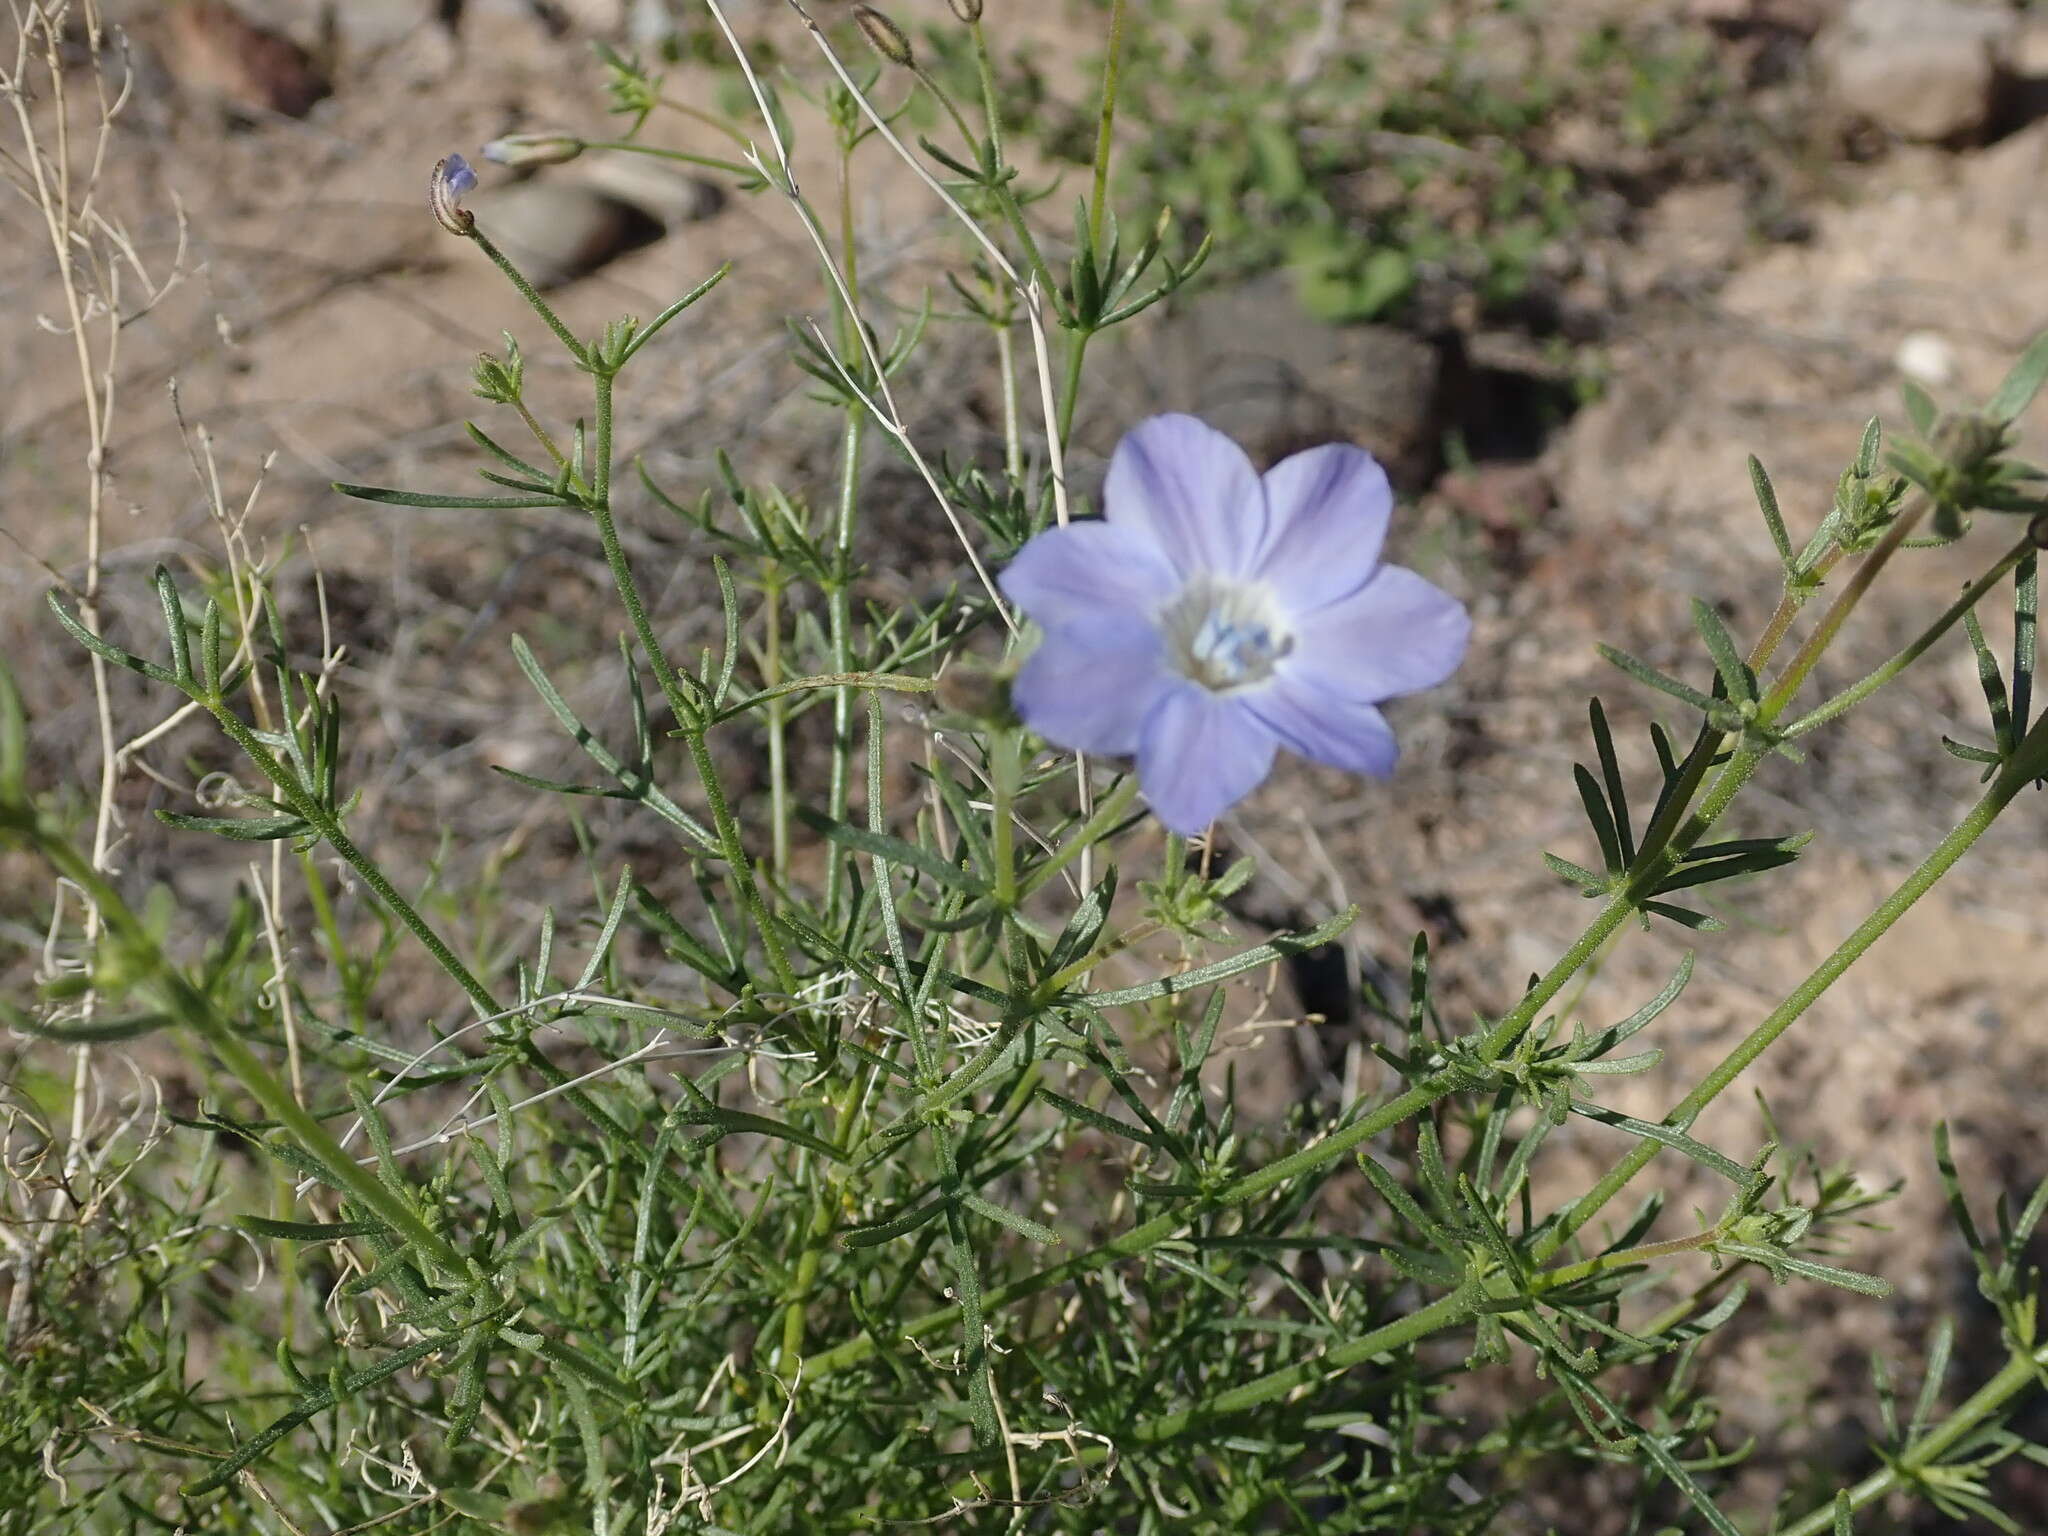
[1160,575,1294,693]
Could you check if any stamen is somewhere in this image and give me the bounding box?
[1160,575,1293,693]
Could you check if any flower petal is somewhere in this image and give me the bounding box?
[1103,414,1266,578]
[999,520,1179,633]
[1245,680,1399,778]
[1011,619,1173,756]
[1135,684,1278,834]
[1286,564,1471,702]
[1254,443,1393,611]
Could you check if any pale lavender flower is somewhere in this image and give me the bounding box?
[999,414,1470,834]
[429,153,478,235]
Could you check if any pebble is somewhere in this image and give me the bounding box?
[1895,331,1958,388]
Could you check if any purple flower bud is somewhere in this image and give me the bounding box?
[430,153,477,236]
[999,415,1471,834]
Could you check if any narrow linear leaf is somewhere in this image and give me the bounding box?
[1750,455,1793,562]
[1574,764,1624,874]
[796,805,988,895]
[333,483,569,510]
[1597,644,1718,714]
[234,1215,389,1242]
[1987,328,2048,423]
[1,1003,169,1043]
[1691,599,1755,704]
[958,1190,1060,1245]
[1569,1103,1759,1187]
[1084,906,1356,1006]
[156,809,312,842]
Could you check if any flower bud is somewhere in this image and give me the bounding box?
[853,5,914,67]
[947,0,982,19]
[429,153,477,236]
[472,334,525,404]
[480,132,586,169]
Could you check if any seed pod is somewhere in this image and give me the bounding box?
[947,0,983,19]
[853,5,914,67]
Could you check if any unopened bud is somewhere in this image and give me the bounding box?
[480,132,587,169]
[947,0,982,19]
[429,153,477,237]
[853,5,914,67]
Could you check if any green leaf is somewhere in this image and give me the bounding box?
[332,483,570,510]
[1717,1241,1892,1295]
[1987,329,2048,423]
[795,805,989,895]
[1568,1103,1760,1187]
[1083,906,1356,1006]
[843,1195,949,1248]
[234,1215,389,1242]
[959,1190,1060,1244]
[1542,852,1606,892]
[1901,379,1938,438]
[0,1002,168,1043]
[1690,599,1755,703]
[1597,644,1719,714]
[1750,455,1792,562]
[1642,899,1725,932]
[1042,868,1116,982]
[1651,847,1800,895]
[182,1330,457,1493]
[156,809,312,842]
[1574,764,1624,874]
[47,592,180,687]
[1589,699,1633,866]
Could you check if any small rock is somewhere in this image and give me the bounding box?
[160,0,329,119]
[1815,0,2013,143]
[579,154,725,229]
[1091,274,1448,489]
[466,181,643,288]
[2009,20,2048,80]
[1686,0,1836,38]
[1895,331,1957,388]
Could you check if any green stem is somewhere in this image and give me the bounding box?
[29,830,466,1276]
[969,20,1005,169]
[805,897,1635,1383]
[511,399,569,471]
[765,580,790,885]
[1757,490,1932,721]
[1779,1339,2048,1536]
[991,729,1020,912]
[1128,1286,1480,1443]
[1538,735,2039,1264]
[579,138,754,179]
[1056,328,1091,456]
[683,724,797,997]
[821,129,865,921]
[207,707,500,1019]
[469,227,586,365]
[824,295,867,915]
[1786,532,2036,738]
[585,371,793,995]
[910,66,980,156]
[655,94,753,148]
[1086,0,1129,254]
[1015,776,1139,900]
